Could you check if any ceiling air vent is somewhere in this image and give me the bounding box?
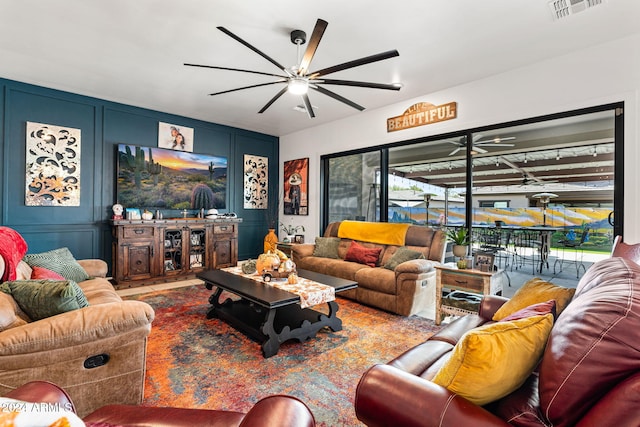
[548,0,605,21]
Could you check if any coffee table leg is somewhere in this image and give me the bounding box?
[324,301,343,331]
[206,287,224,319]
[260,309,280,358]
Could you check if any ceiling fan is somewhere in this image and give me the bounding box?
[184,19,401,118]
[447,135,516,156]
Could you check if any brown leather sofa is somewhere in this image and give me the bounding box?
[5,380,316,427]
[292,221,446,317]
[355,253,640,426]
[0,228,155,417]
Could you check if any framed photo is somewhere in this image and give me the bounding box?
[473,252,495,272]
[158,122,194,152]
[294,235,305,244]
[126,208,141,220]
[283,157,309,215]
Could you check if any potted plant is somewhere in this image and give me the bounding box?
[446,228,470,259]
[280,222,305,243]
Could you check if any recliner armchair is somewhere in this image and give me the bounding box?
[5,380,316,427]
[355,246,640,426]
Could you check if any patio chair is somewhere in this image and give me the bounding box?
[512,229,541,274]
[554,226,590,278]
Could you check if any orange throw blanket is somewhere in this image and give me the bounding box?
[337,221,410,246]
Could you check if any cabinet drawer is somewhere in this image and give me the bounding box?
[440,271,485,292]
[122,226,155,239]
[214,224,236,234]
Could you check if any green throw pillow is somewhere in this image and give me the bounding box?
[0,280,82,321]
[384,246,425,270]
[313,237,341,259]
[23,247,90,283]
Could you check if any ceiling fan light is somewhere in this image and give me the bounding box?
[288,78,309,95]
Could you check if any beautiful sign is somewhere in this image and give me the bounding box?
[387,101,457,132]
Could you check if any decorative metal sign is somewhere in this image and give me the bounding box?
[387,101,457,132]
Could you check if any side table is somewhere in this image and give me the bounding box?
[434,266,507,325]
[276,242,296,258]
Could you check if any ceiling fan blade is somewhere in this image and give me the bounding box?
[315,79,401,91]
[473,146,488,154]
[302,94,316,118]
[217,26,288,73]
[184,63,285,78]
[311,85,365,111]
[258,87,288,114]
[309,50,400,78]
[477,143,515,147]
[209,80,286,96]
[298,19,328,76]
[474,137,516,144]
[448,147,462,156]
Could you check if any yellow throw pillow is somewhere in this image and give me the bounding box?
[492,278,575,321]
[432,313,554,406]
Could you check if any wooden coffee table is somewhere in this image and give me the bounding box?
[197,268,357,357]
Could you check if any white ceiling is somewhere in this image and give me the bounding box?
[1,0,638,137]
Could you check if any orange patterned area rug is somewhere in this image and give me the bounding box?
[126,285,440,426]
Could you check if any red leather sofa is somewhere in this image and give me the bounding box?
[355,252,640,426]
[5,380,316,427]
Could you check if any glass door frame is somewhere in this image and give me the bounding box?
[320,102,624,238]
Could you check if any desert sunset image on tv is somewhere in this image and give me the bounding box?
[117,144,227,210]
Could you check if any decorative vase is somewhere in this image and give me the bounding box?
[264,229,278,253]
[452,244,468,258]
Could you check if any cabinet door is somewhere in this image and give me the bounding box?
[187,227,207,271]
[120,241,155,281]
[163,228,184,275]
[213,236,237,269]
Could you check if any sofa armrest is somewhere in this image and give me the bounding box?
[0,301,154,356]
[77,259,108,278]
[4,381,75,413]
[478,295,509,320]
[240,395,316,427]
[291,243,315,260]
[394,258,435,275]
[355,364,509,427]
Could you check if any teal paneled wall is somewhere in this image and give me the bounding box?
[0,78,278,269]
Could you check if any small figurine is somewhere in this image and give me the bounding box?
[112,203,124,220]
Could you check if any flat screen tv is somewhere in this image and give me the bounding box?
[116,144,227,210]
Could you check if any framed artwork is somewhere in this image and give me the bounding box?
[294,235,305,244]
[158,122,194,152]
[25,121,81,206]
[243,154,268,209]
[473,252,495,272]
[283,157,309,215]
[126,208,141,220]
[117,143,227,210]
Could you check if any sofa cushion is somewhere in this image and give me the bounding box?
[0,292,28,332]
[0,280,83,321]
[354,267,397,294]
[537,257,640,426]
[500,299,556,322]
[23,247,90,283]
[312,237,341,259]
[492,277,575,321]
[345,241,382,267]
[432,311,554,406]
[383,246,425,270]
[30,265,66,280]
